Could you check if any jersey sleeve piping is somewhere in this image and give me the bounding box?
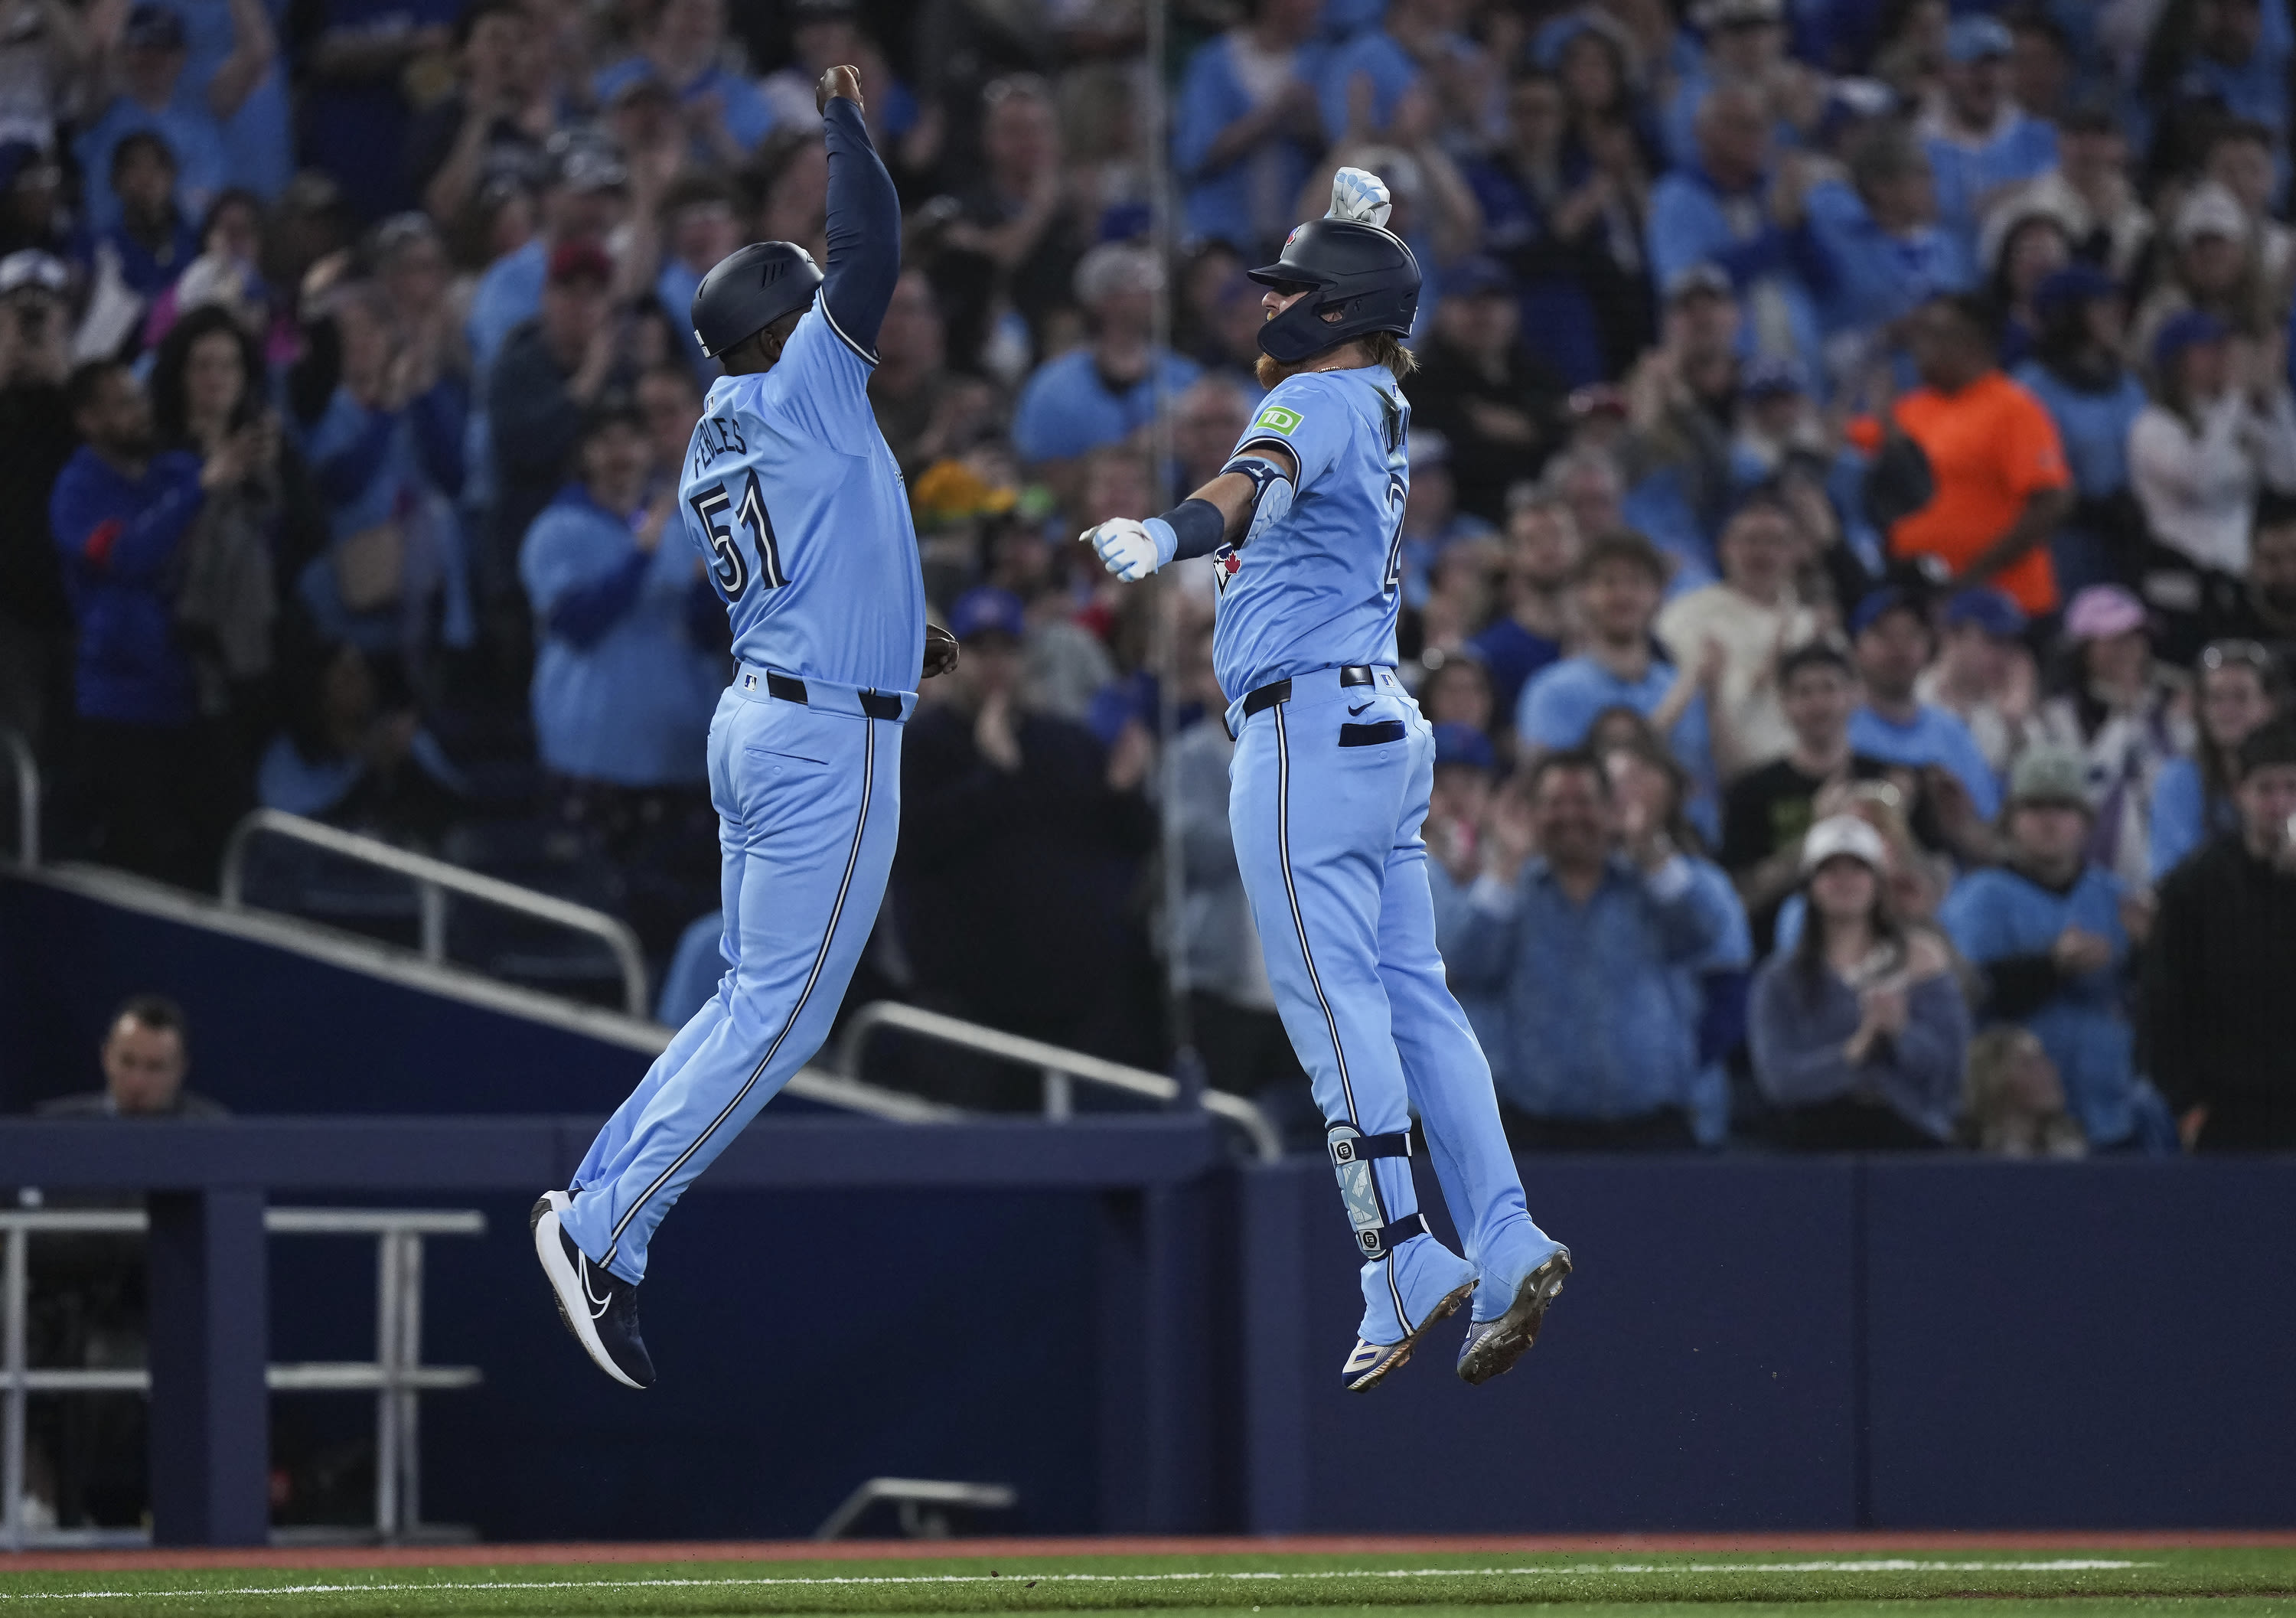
[820,296,879,367]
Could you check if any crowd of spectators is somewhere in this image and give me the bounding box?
[3,0,2295,1150]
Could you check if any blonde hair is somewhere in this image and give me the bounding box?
[1364,331,1417,379]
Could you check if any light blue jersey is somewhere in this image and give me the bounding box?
[1212,365,1410,699]
[682,303,924,692]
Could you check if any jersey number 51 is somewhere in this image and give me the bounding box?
[689,470,787,599]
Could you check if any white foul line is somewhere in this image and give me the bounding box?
[0,1558,2151,1602]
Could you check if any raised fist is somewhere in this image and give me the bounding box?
[817,64,864,116]
[1328,166,1392,227]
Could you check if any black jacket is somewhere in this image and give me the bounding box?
[2140,833,2296,1121]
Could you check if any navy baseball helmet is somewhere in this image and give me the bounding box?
[1247,218,1420,364]
[690,240,823,360]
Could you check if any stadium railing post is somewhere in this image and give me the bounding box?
[146,1189,270,1546]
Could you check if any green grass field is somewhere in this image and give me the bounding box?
[2,1546,2292,1618]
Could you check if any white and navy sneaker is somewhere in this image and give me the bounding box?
[1340,1231,1477,1393]
[1456,1248,1570,1386]
[530,1191,654,1389]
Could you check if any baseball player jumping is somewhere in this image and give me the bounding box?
[533,66,957,1388]
[1082,171,1570,1390]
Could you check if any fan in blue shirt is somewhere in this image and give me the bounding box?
[1516,530,1719,843]
[73,0,271,234]
[1174,0,1329,257]
[1846,588,2003,821]
[1919,18,2059,261]
[1010,243,1202,468]
[519,400,725,789]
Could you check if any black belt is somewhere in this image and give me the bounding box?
[1241,665,1377,718]
[766,671,904,722]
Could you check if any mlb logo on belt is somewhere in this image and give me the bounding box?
[742,673,758,690]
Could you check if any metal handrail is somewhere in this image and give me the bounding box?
[220,809,650,1018]
[0,726,36,866]
[0,1205,484,1549]
[837,1000,1283,1163]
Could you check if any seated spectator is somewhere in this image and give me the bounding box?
[35,994,227,1118]
[1655,492,1821,777]
[51,359,258,885]
[2151,638,2284,879]
[1648,83,1823,370]
[89,131,200,307]
[403,0,556,226]
[1940,745,2155,1150]
[1916,15,2056,263]
[2033,585,2193,887]
[73,0,271,234]
[2141,720,2296,1151]
[1961,1023,2084,1156]
[1913,587,2040,778]
[1748,814,1967,1148]
[1446,749,1737,1149]
[256,631,466,840]
[592,0,772,168]
[1403,257,1565,524]
[295,282,470,673]
[1722,640,1951,952]
[2128,311,2296,586]
[1172,0,1328,260]
[1847,585,2002,824]
[1804,122,1975,362]
[1998,104,2151,285]
[1517,529,1717,837]
[489,243,626,568]
[896,587,1160,1072]
[1009,243,1199,491]
[1169,617,1306,1118]
[1867,293,2074,618]
[1469,488,1577,723]
[2010,265,2150,598]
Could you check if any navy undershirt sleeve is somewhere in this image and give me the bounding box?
[819,97,901,359]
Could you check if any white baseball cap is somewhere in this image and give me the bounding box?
[1801,814,1889,876]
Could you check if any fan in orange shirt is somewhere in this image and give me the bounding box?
[1850,295,2074,616]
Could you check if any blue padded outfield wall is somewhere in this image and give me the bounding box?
[4,870,2294,1535]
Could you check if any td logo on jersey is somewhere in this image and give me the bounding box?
[1254,404,1303,436]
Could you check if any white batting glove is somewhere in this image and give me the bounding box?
[1080,517,1175,583]
[1328,166,1393,227]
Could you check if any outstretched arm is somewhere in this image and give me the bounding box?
[817,66,902,360]
[1078,443,1299,582]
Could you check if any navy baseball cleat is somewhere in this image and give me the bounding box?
[1456,1248,1570,1385]
[531,1191,654,1389]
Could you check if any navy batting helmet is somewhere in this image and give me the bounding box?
[690,241,823,360]
[1247,218,1420,364]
